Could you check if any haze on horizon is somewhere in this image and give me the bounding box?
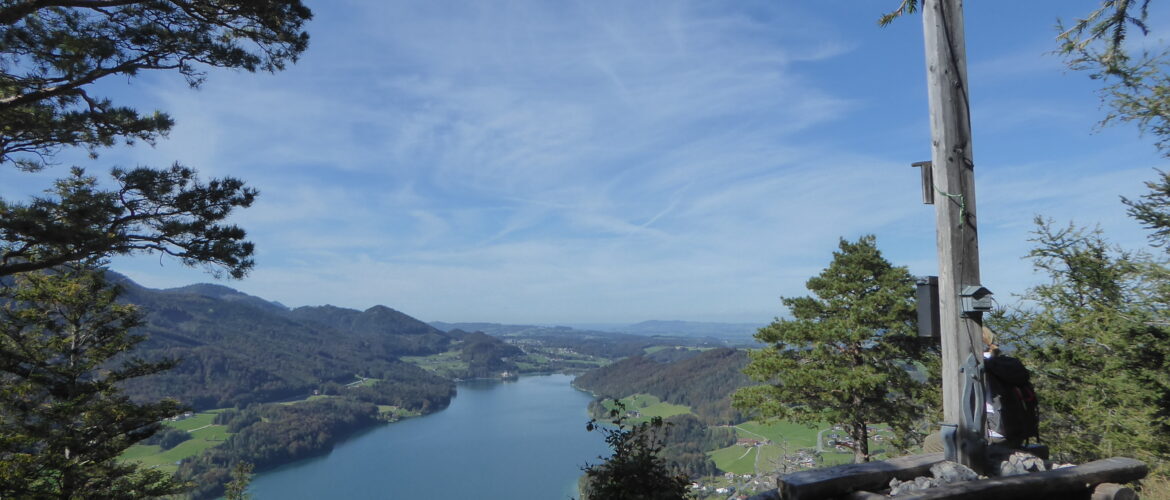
[4,0,1165,325]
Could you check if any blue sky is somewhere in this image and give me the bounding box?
[4,0,1167,325]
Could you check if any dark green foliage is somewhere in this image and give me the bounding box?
[580,404,732,477]
[657,414,735,478]
[581,403,691,500]
[644,347,703,364]
[0,268,186,498]
[2,0,313,280]
[575,348,751,425]
[1125,170,1170,250]
[994,218,1170,469]
[290,305,454,356]
[877,0,919,27]
[459,331,523,378]
[733,236,937,463]
[0,165,257,279]
[143,426,192,451]
[345,369,455,413]
[0,2,315,496]
[111,275,454,410]
[1056,1,1170,156]
[0,0,312,170]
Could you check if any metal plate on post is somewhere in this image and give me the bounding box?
[916,276,940,339]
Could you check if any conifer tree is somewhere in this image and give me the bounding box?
[733,235,937,463]
[994,218,1170,469]
[0,266,187,498]
[0,2,312,497]
[1,0,313,279]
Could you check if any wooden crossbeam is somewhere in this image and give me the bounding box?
[776,453,944,500]
[752,456,1147,500]
[894,457,1147,500]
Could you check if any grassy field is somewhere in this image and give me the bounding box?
[710,444,759,474]
[167,410,221,431]
[401,351,467,376]
[602,394,692,421]
[377,405,421,420]
[733,420,820,448]
[709,420,896,475]
[120,409,232,473]
[280,394,335,405]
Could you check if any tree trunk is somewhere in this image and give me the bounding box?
[854,421,870,463]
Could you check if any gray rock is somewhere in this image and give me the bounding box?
[998,451,1047,477]
[888,476,939,496]
[930,461,979,484]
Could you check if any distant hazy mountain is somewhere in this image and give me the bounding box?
[623,320,761,339]
[564,320,763,342]
[429,321,641,341]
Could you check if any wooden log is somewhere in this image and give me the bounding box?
[778,453,944,500]
[843,490,890,500]
[894,457,1147,500]
[1091,483,1137,500]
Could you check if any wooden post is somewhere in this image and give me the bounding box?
[920,0,984,467]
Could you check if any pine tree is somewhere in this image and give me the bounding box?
[994,218,1170,469]
[733,235,938,463]
[0,266,187,498]
[1,0,313,279]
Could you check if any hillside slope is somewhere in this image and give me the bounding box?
[114,275,454,409]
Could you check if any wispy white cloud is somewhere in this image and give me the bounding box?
[97,0,1170,324]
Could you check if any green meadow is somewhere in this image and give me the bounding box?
[602,394,692,421]
[120,409,232,473]
[708,420,894,474]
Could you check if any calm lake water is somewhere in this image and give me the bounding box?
[248,374,608,499]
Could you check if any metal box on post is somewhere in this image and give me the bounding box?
[916,276,940,339]
[959,285,993,316]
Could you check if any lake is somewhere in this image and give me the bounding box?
[248,374,609,499]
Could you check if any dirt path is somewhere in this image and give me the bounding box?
[733,425,767,440]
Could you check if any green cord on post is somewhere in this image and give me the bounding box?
[934,186,966,228]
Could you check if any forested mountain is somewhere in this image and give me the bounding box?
[459,331,523,378]
[290,304,453,356]
[574,348,751,424]
[112,275,456,410]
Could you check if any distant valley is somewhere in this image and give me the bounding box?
[431,319,763,346]
[111,274,765,499]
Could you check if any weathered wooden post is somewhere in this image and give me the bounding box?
[920,0,985,468]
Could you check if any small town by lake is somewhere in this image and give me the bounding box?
[248,374,608,499]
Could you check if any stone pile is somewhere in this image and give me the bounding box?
[886,451,1072,496]
[887,461,979,496]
